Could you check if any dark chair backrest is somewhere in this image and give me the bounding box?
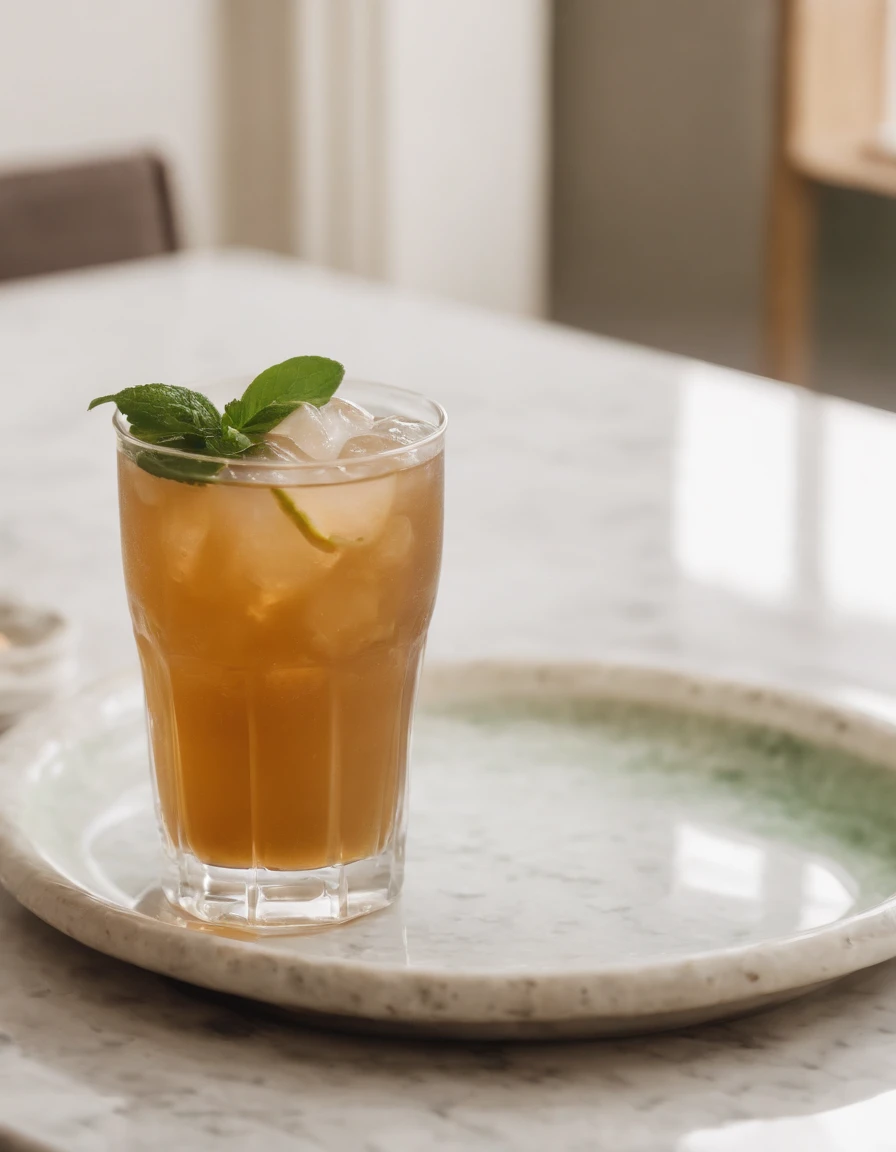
[0,153,179,282]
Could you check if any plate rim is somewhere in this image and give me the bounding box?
[3,659,896,1035]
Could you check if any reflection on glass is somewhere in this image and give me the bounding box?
[822,403,896,622]
[680,1089,896,1152]
[672,823,854,929]
[674,367,797,601]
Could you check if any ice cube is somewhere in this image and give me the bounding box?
[129,463,165,506]
[307,580,392,658]
[272,404,330,460]
[339,433,393,459]
[218,433,317,485]
[375,515,414,566]
[370,416,433,446]
[257,434,314,463]
[283,473,397,546]
[339,417,434,460]
[275,398,374,461]
[162,486,212,582]
[214,484,340,619]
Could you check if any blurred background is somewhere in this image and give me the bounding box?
[2,0,896,407]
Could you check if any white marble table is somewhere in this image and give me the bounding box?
[3,248,896,1149]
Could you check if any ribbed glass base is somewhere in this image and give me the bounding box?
[165,847,403,931]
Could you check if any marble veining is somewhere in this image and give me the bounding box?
[3,251,896,1146]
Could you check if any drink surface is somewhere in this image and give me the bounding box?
[118,401,444,872]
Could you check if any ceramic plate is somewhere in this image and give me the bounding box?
[2,662,896,1039]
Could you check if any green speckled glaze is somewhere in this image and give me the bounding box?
[420,696,896,908]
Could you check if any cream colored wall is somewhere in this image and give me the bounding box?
[0,0,220,246]
[293,0,550,317]
[383,0,550,315]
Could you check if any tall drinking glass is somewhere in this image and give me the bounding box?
[115,381,445,929]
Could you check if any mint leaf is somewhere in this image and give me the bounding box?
[128,428,206,450]
[89,385,222,441]
[135,450,223,485]
[225,356,344,435]
[208,425,252,456]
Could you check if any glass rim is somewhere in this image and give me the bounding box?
[112,379,448,473]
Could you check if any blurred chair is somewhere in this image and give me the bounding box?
[766,0,894,385]
[0,152,179,282]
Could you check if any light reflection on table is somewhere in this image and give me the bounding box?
[681,1089,896,1152]
[675,366,799,603]
[674,366,896,626]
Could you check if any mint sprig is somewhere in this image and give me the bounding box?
[224,356,344,435]
[88,355,344,485]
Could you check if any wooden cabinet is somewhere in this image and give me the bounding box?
[766,0,895,384]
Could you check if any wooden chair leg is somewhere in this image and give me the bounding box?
[764,0,816,387]
[764,165,816,386]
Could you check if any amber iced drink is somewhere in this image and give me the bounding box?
[94,361,445,928]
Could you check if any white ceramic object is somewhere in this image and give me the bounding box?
[2,661,896,1040]
[0,600,75,732]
